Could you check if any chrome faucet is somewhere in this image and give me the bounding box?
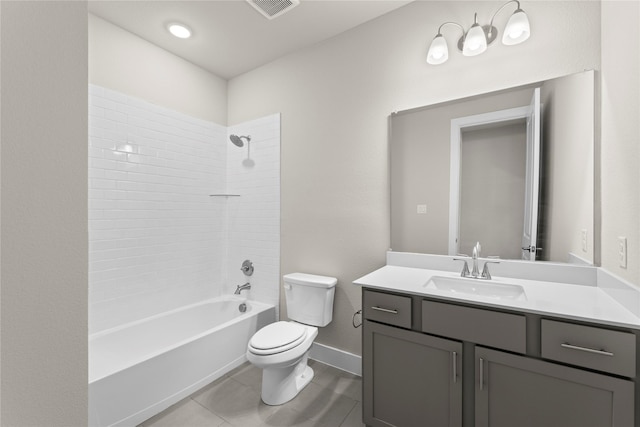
[234,282,251,295]
[454,242,500,280]
[471,242,481,278]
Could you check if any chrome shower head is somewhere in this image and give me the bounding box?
[230,134,251,147]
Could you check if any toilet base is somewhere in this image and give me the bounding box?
[261,353,314,405]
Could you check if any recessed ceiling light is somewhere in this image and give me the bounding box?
[167,23,192,39]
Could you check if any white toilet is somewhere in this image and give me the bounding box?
[246,272,337,405]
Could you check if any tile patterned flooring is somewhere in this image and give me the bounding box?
[139,360,365,427]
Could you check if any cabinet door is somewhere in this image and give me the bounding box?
[475,347,634,427]
[363,320,462,427]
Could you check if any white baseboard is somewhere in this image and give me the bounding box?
[309,342,362,377]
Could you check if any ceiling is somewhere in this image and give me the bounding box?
[88,0,414,80]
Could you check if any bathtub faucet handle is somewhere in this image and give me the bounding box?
[234,282,252,295]
[241,260,254,276]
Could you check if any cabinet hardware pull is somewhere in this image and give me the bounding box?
[452,351,457,383]
[479,358,485,391]
[371,306,398,314]
[561,343,614,357]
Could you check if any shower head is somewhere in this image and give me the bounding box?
[230,134,251,147]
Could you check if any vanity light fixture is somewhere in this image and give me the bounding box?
[426,0,530,65]
[167,22,192,39]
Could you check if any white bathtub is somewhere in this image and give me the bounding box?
[89,296,275,427]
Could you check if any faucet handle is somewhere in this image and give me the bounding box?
[481,260,500,280]
[453,258,471,277]
[240,260,254,276]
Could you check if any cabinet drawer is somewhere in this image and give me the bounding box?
[363,290,412,329]
[422,300,526,353]
[541,319,636,378]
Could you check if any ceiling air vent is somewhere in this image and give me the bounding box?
[247,0,300,20]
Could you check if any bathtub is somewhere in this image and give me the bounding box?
[89,296,275,427]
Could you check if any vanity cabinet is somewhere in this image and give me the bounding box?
[475,346,634,427]
[362,288,638,427]
[362,292,462,427]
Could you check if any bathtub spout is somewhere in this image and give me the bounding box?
[234,282,251,295]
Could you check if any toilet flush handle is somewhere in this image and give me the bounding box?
[284,283,292,290]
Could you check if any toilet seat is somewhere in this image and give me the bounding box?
[248,321,307,355]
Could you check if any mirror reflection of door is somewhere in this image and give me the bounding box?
[459,120,527,258]
[450,88,541,260]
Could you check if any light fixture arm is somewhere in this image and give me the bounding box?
[487,0,521,39]
[436,21,465,38]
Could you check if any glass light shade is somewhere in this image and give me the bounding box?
[462,24,487,56]
[168,23,192,39]
[427,34,449,65]
[502,9,530,45]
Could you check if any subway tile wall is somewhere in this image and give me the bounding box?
[89,85,280,333]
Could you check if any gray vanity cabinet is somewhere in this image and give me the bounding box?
[475,346,634,427]
[363,320,462,427]
[362,289,463,426]
[362,287,638,427]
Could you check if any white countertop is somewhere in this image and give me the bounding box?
[354,265,640,330]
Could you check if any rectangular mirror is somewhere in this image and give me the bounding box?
[390,70,595,264]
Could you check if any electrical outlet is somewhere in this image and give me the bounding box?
[581,229,588,252]
[618,236,627,269]
[417,204,427,214]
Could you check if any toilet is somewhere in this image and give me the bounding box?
[246,272,337,405]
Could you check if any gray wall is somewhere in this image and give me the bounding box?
[600,1,640,279]
[540,71,595,263]
[89,14,228,125]
[1,1,88,425]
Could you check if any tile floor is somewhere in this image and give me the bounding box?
[139,360,365,427]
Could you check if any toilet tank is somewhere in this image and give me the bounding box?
[283,273,337,327]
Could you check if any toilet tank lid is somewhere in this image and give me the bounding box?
[283,273,337,288]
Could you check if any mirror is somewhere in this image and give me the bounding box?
[390,70,595,264]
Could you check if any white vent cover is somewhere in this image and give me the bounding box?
[247,0,300,20]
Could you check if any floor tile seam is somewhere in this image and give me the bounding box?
[189,377,254,427]
[188,396,229,427]
[339,401,363,427]
[229,373,262,389]
[334,398,359,426]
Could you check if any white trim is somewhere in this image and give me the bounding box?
[309,342,362,377]
[449,106,530,255]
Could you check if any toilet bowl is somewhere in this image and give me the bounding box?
[246,273,337,405]
[247,321,318,405]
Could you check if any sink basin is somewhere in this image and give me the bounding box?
[426,276,527,301]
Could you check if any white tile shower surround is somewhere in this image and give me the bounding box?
[89,84,280,333]
[139,360,364,427]
[226,117,280,312]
